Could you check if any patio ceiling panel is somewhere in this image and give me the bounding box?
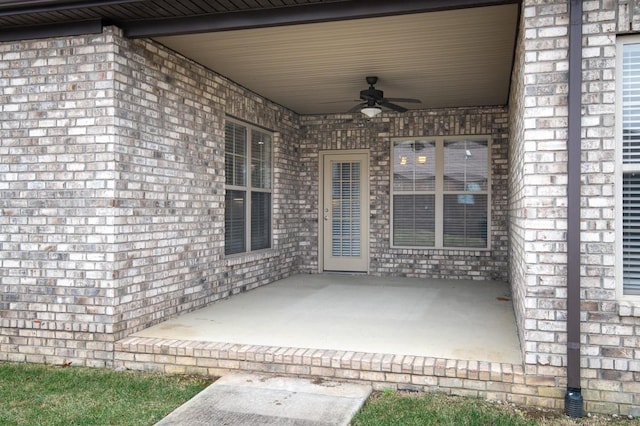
[154,4,519,114]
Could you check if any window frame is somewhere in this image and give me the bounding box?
[224,117,273,256]
[616,35,640,299]
[390,135,492,250]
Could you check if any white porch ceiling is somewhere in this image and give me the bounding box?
[154,3,519,116]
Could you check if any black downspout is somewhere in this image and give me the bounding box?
[565,0,583,418]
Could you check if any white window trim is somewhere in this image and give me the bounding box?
[390,135,492,250]
[615,35,640,303]
[224,117,274,256]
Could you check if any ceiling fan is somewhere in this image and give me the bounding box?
[349,76,421,117]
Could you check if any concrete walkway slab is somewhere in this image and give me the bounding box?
[155,373,372,426]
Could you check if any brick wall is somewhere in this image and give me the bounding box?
[299,108,510,282]
[0,27,301,366]
[507,0,529,365]
[110,31,301,338]
[512,0,640,415]
[581,0,640,415]
[0,31,120,367]
[110,31,226,340]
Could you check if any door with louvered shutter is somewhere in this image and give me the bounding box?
[320,152,369,272]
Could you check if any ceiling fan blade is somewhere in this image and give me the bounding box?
[360,94,378,102]
[384,97,422,104]
[380,101,408,113]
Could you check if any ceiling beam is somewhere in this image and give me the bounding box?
[124,0,521,38]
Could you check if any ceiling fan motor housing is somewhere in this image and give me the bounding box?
[360,88,384,102]
[350,75,418,113]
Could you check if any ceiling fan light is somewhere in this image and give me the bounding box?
[361,106,382,118]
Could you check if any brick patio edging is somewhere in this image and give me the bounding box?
[114,336,565,409]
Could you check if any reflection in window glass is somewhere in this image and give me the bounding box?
[392,137,489,249]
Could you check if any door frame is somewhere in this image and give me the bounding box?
[318,149,370,273]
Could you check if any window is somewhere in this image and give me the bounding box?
[618,38,640,295]
[391,137,489,249]
[225,119,272,255]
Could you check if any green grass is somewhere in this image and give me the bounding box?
[351,390,640,426]
[352,391,537,426]
[2,364,637,426]
[0,362,212,426]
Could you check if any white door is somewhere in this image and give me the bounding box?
[320,151,369,272]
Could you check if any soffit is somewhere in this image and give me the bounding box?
[0,0,339,26]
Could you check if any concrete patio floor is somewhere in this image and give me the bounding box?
[131,274,522,364]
